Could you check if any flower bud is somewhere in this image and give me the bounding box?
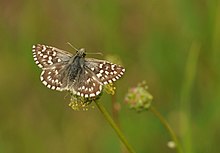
[125,81,153,112]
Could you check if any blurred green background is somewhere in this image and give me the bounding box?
[0,0,220,153]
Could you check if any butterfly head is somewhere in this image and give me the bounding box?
[76,48,86,57]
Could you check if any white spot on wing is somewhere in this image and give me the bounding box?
[42,80,47,85]
[52,51,56,56]
[55,70,58,75]
[38,64,43,68]
[97,73,102,78]
[96,91,100,95]
[87,78,91,83]
[89,93,95,97]
[42,45,46,52]
[111,64,115,70]
[47,76,51,80]
[99,64,103,68]
[41,71,45,75]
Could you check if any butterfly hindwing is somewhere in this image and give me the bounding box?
[70,69,102,98]
[40,63,67,91]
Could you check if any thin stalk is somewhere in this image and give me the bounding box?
[180,42,200,153]
[111,94,120,126]
[111,94,127,153]
[149,105,183,153]
[95,101,137,153]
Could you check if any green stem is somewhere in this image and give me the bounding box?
[149,105,183,153]
[95,101,137,153]
[111,94,120,125]
[179,42,200,153]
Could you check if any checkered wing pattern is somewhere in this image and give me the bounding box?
[85,59,125,84]
[69,59,125,98]
[32,44,72,68]
[32,44,72,91]
[71,69,103,98]
[32,44,126,98]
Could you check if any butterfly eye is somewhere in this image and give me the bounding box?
[82,52,86,57]
[76,48,86,57]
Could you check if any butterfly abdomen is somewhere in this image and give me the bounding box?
[67,55,85,82]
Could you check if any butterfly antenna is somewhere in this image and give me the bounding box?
[66,42,79,51]
[67,42,103,56]
[86,52,103,56]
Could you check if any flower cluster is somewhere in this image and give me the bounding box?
[125,81,153,112]
[69,95,95,111]
[68,84,116,111]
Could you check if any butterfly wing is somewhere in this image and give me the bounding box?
[32,44,73,91]
[32,44,72,68]
[84,58,125,84]
[68,69,103,98]
[68,58,125,98]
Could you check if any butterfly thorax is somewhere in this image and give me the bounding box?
[67,51,86,82]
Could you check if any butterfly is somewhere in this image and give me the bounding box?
[32,44,125,98]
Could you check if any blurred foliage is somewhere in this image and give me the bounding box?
[0,0,220,153]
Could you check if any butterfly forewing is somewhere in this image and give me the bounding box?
[85,59,125,85]
[32,44,72,91]
[32,44,72,68]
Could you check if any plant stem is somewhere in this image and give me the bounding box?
[95,101,137,153]
[179,42,200,153]
[149,105,183,153]
[111,94,120,125]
